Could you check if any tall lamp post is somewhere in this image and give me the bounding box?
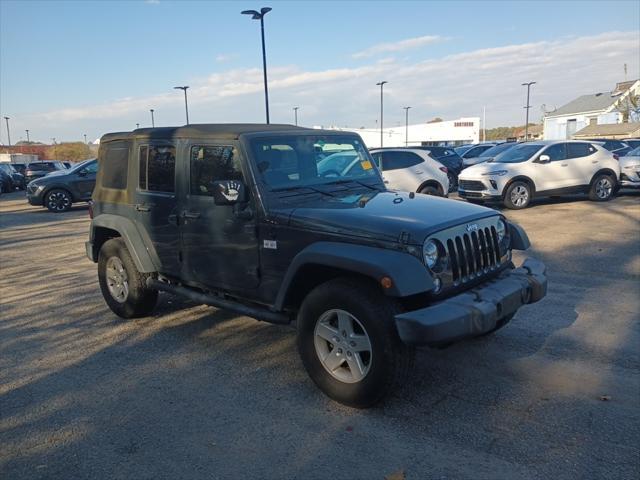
[403,106,411,146]
[376,81,387,148]
[241,7,272,124]
[83,133,87,144]
[3,117,10,146]
[522,82,536,141]
[136,123,140,129]
[150,109,155,128]
[293,106,299,126]
[25,129,30,143]
[174,86,190,124]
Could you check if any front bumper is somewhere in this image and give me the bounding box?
[26,186,45,206]
[395,258,546,346]
[458,189,502,200]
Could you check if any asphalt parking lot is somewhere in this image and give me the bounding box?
[1,189,639,480]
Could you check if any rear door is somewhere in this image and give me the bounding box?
[378,151,423,191]
[179,143,260,290]
[134,142,181,274]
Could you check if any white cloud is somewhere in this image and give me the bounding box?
[215,53,236,63]
[17,30,640,141]
[352,35,448,58]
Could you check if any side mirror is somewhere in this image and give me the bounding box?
[211,179,247,206]
[536,154,551,164]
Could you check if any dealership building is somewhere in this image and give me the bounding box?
[318,117,480,148]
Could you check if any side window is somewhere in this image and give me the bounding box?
[542,143,567,161]
[139,145,176,193]
[567,143,595,159]
[381,151,422,171]
[101,142,129,189]
[371,152,383,168]
[190,145,242,196]
[83,162,99,174]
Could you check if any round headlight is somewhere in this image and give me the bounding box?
[496,219,507,242]
[423,239,439,268]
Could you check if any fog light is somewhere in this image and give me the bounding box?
[490,180,497,189]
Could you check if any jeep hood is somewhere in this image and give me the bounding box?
[276,191,498,244]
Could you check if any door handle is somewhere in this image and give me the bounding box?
[592,160,599,164]
[135,204,151,212]
[561,163,568,167]
[182,211,201,219]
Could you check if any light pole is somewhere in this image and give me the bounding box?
[522,82,536,141]
[241,7,272,124]
[136,123,140,129]
[174,86,190,124]
[3,117,10,146]
[25,129,30,143]
[376,81,387,148]
[83,133,87,144]
[293,106,299,126]
[403,106,411,146]
[150,109,155,128]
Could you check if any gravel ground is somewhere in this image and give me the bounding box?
[1,189,639,480]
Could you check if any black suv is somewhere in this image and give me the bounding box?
[27,158,98,212]
[86,124,547,407]
[0,163,26,190]
[23,161,67,183]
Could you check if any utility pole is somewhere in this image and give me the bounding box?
[482,106,486,142]
[403,106,411,146]
[376,81,388,148]
[293,106,299,126]
[150,109,155,128]
[522,82,536,141]
[3,117,10,146]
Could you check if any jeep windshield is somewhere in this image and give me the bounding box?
[249,134,384,191]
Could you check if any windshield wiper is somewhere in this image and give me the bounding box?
[325,178,381,191]
[271,185,335,197]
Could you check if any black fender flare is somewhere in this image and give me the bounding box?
[88,214,159,272]
[502,176,536,198]
[274,242,434,311]
[508,221,531,250]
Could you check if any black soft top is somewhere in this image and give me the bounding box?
[100,123,330,143]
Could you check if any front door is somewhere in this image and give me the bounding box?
[134,142,181,274]
[69,160,98,200]
[533,142,575,192]
[179,143,260,290]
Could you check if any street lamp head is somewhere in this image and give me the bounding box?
[3,116,9,120]
[403,106,412,110]
[376,81,388,86]
[260,7,272,15]
[174,86,189,91]
[150,109,154,113]
[242,9,261,19]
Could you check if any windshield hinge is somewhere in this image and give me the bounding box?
[398,231,411,245]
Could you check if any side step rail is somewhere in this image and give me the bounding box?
[146,278,291,325]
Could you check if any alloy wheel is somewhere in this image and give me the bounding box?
[313,309,373,384]
[47,191,71,211]
[595,178,612,199]
[106,256,129,303]
[510,185,529,207]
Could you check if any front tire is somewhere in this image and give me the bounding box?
[589,174,615,201]
[45,188,73,212]
[504,181,531,209]
[297,278,414,408]
[98,238,158,318]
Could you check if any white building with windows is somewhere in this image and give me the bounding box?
[543,80,640,140]
[316,117,480,149]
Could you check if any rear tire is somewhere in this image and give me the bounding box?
[45,188,73,212]
[297,278,414,408]
[98,238,158,318]
[504,181,531,209]
[588,174,615,201]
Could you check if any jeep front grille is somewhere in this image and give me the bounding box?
[446,226,500,284]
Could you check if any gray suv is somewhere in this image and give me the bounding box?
[86,124,547,407]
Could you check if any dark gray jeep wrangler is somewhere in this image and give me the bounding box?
[87,124,547,407]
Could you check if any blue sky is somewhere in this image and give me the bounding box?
[1,0,639,143]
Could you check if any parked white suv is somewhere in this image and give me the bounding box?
[619,146,640,188]
[458,140,620,209]
[369,148,449,196]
